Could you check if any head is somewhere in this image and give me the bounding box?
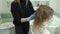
[14,0,28,6]
[34,5,54,27]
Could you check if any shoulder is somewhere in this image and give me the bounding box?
[28,1,32,5]
[43,29,50,34]
[11,1,15,5]
[11,1,17,6]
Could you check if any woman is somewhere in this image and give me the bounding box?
[22,5,54,34]
[31,5,54,34]
[11,0,35,34]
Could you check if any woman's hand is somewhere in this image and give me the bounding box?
[21,18,27,23]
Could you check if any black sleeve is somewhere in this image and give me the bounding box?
[11,2,21,24]
[29,1,35,14]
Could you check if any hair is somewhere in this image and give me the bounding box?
[14,0,28,7]
[34,5,54,28]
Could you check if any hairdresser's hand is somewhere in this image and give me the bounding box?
[21,18,27,23]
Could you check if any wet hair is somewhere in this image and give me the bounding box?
[34,5,54,27]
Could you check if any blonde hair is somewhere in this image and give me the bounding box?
[34,5,54,27]
[15,0,28,7]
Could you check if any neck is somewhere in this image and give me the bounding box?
[14,0,19,3]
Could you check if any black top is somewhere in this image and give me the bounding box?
[11,0,35,25]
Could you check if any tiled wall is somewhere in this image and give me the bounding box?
[0,12,60,19]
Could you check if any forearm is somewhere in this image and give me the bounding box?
[26,13,35,21]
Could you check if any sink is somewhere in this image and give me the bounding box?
[0,22,14,29]
[0,22,15,34]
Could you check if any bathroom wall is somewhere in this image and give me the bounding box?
[0,0,3,14]
[30,0,56,11]
[56,0,60,14]
[1,0,60,14]
[0,0,3,23]
[0,0,60,22]
[0,0,13,23]
[0,0,57,14]
[0,0,56,13]
[1,0,10,13]
[1,0,8,13]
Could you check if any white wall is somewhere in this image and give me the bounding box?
[30,0,60,14]
[30,0,56,11]
[0,0,8,13]
[0,0,58,14]
[2,0,8,13]
[49,0,56,11]
[0,0,3,14]
[56,0,60,14]
[0,0,13,13]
